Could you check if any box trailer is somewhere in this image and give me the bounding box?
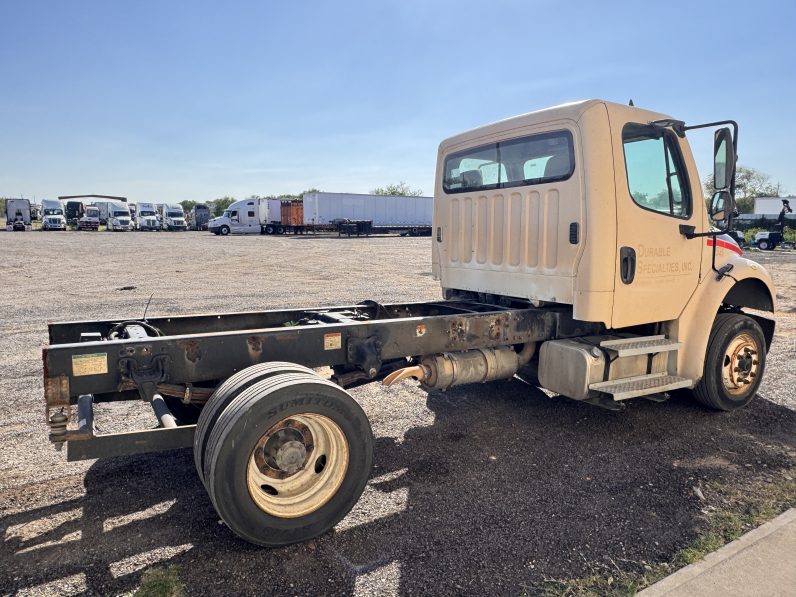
[40,100,776,548]
[302,192,432,234]
[753,196,794,214]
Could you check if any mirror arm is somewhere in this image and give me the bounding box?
[679,225,731,239]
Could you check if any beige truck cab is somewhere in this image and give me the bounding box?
[432,99,775,411]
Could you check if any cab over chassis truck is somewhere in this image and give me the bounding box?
[42,100,776,547]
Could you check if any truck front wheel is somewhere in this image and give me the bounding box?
[693,313,766,411]
[219,225,230,236]
[204,373,373,546]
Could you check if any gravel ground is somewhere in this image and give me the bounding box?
[0,231,794,596]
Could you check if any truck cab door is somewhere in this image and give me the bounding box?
[246,207,257,233]
[229,210,241,232]
[611,123,703,328]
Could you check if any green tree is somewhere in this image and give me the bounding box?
[180,200,197,213]
[280,188,321,201]
[0,198,6,218]
[703,166,782,213]
[370,182,423,196]
[210,196,235,217]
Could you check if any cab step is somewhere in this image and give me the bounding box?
[599,335,681,357]
[589,372,692,401]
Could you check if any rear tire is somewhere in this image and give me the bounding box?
[204,373,373,546]
[693,313,766,411]
[194,362,316,484]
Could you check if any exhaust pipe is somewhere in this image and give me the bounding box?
[383,343,535,390]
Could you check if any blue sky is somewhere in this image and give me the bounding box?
[2,0,794,203]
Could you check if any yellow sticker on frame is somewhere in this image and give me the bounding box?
[323,333,342,351]
[72,353,109,376]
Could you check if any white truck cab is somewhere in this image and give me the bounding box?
[105,202,132,231]
[208,198,280,235]
[41,199,67,231]
[159,203,187,231]
[432,99,775,411]
[136,202,160,231]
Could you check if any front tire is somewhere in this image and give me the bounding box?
[693,313,766,411]
[204,373,373,546]
[757,239,770,250]
[219,225,230,236]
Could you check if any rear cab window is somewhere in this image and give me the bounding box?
[443,130,575,194]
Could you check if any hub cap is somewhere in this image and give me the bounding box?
[247,414,349,518]
[721,333,760,396]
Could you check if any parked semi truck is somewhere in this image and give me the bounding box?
[158,203,188,231]
[41,100,775,548]
[136,202,160,231]
[103,202,133,231]
[77,205,100,231]
[208,197,281,235]
[5,198,31,231]
[191,204,211,231]
[64,201,85,226]
[40,199,67,231]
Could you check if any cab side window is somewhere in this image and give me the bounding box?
[622,124,691,218]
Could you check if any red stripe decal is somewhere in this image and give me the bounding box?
[707,238,743,256]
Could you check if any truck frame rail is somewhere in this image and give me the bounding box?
[43,299,599,460]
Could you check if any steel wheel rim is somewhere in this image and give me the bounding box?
[246,413,349,518]
[721,332,760,396]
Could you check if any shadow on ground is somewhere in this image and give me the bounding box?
[3,382,795,595]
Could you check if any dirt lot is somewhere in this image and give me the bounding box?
[1,232,794,596]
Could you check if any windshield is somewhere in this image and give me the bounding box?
[167,211,183,218]
[43,208,63,216]
[113,210,129,217]
[140,210,156,217]
[222,210,231,218]
[86,208,99,217]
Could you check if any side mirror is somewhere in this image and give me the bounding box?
[713,127,735,191]
[710,190,733,226]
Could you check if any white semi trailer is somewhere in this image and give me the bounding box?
[302,192,433,234]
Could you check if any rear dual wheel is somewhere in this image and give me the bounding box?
[195,364,373,546]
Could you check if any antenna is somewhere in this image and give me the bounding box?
[143,292,155,322]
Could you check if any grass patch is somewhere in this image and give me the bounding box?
[135,565,184,597]
[536,472,796,596]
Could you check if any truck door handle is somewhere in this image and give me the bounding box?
[620,246,636,284]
